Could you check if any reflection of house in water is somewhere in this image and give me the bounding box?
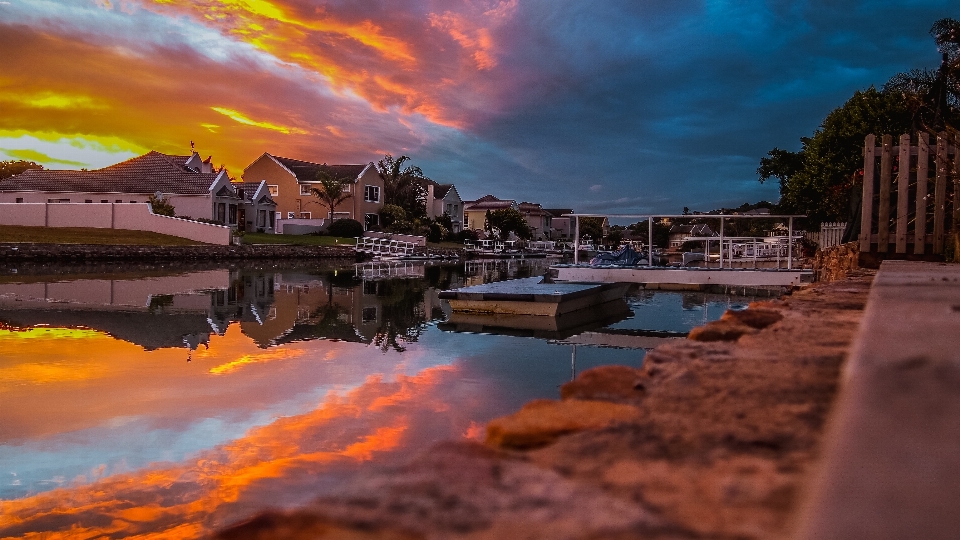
[0,271,236,350]
[242,266,458,352]
[0,264,466,354]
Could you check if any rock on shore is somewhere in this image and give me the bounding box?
[216,271,874,540]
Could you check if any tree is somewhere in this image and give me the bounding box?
[577,217,605,242]
[375,154,429,218]
[311,169,352,220]
[0,160,43,180]
[485,208,531,239]
[378,204,407,229]
[758,87,913,224]
[148,194,175,216]
[884,18,960,133]
[628,219,670,248]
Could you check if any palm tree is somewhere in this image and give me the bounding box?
[311,169,352,220]
[375,154,428,218]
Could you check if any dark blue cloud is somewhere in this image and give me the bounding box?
[420,0,958,214]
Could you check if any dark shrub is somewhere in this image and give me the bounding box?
[455,229,480,243]
[427,222,448,243]
[327,218,365,238]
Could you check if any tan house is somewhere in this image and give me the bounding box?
[242,153,385,229]
[518,202,554,239]
[544,208,573,239]
[463,195,518,231]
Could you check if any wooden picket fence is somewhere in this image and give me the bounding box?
[819,222,846,249]
[860,132,959,255]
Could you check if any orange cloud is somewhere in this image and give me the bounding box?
[0,364,474,539]
[0,0,526,171]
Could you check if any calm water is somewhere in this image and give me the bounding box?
[0,260,755,538]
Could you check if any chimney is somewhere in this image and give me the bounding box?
[427,183,435,218]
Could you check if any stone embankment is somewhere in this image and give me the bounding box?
[0,243,357,262]
[217,270,876,540]
[813,242,859,282]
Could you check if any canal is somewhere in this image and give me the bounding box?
[0,260,760,538]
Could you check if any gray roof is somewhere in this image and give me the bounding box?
[668,224,716,236]
[0,151,222,195]
[418,178,455,200]
[465,195,515,210]
[235,182,277,205]
[271,155,366,183]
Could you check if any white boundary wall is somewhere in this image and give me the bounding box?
[0,203,231,245]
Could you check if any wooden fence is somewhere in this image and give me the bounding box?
[860,132,959,255]
[818,222,846,249]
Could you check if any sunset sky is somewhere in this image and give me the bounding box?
[0,0,955,212]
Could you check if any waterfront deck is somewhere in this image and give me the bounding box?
[552,264,812,290]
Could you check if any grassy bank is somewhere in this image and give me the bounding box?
[241,232,355,246]
[0,225,202,246]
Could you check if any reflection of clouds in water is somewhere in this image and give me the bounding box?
[1,363,491,538]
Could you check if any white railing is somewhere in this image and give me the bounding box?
[818,222,847,249]
[682,236,800,269]
[355,236,416,257]
[355,261,426,280]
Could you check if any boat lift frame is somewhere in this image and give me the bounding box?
[566,213,807,270]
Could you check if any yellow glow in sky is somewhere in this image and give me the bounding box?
[211,107,308,134]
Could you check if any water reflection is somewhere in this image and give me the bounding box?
[0,259,759,538]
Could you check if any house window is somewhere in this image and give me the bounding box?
[361,306,377,323]
[299,212,311,219]
[269,211,276,228]
[47,198,70,203]
[268,185,279,197]
[257,210,266,228]
[287,212,296,219]
[115,199,122,203]
[364,185,380,203]
[365,213,379,229]
[84,200,93,203]
[217,203,226,223]
[130,200,136,203]
[228,204,237,225]
[101,200,108,203]
[15,198,23,203]
[343,184,351,193]
[300,184,312,196]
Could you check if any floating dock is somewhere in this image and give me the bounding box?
[438,300,631,339]
[438,277,630,316]
[552,264,812,290]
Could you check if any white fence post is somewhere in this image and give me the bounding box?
[818,222,846,249]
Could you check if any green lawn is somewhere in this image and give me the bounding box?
[427,241,468,250]
[241,232,356,246]
[0,226,202,246]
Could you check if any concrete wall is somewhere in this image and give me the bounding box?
[1,203,46,226]
[0,191,148,204]
[276,218,327,234]
[0,203,232,245]
[168,195,213,221]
